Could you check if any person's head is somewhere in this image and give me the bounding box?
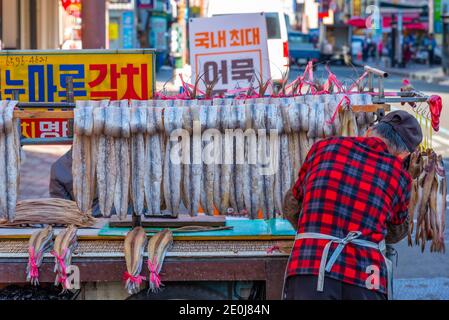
[365,110,423,160]
[430,33,434,39]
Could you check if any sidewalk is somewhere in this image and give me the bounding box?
[355,59,449,85]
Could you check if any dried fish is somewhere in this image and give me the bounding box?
[114,101,131,220]
[213,106,232,214]
[130,101,147,216]
[200,106,219,216]
[147,229,173,292]
[27,226,53,285]
[52,225,78,292]
[411,149,446,253]
[0,101,20,221]
[163,107,183,217]
[229,104,246,215]
[0,198,96,228]
[73,101,97,215]
[434,155,446,253]
[144,106,164,216]
[124,226,148,295]
[0,101,7,220]
[243,105,261,218]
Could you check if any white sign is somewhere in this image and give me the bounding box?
[189,13,270,96]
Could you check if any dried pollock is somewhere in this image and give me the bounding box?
[144,106,164,216]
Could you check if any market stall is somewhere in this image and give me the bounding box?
[0,50,444,299]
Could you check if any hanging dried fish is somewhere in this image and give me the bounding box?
[259,104,277,219]
[243,104,261,219]
[95,101,118,218]
[407,150,422,246]
[130,101,148,216]
[229,104,246,215]
[181,104,193,210]
[213,105,232,214]
[185,105,202,216]
[123,226,148,295]
[51,225,78,292]
[307,102,318,139]
[434,155,446,253]
[339,107,359,137]
[144,105,164,216]
[163,107,183,217]
[411,149,446,253]
[114,100,131,220]
[287,103,302,182]
[0,101,7,221]
[200,106,219,216]
[27,226,54,285]
[147,229,173,292]
[416,151,435,252]
[73,101,97,215]
[0,101,20,221]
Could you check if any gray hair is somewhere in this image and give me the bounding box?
[370,122,409,154]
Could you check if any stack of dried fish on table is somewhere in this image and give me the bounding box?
[408,149,446,253]
[51,225,78,291]
[26,226,54,285]
[0,101,21,222]
[0,198,96,228]
[123,226,148,294]
[71,94,375,220]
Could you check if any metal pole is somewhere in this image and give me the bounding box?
[81,0,107,49]
[186,0,190,64]
[391,14,396,67]
[66,76,74,103]
[12,90,20,101]
[66,76,75,138]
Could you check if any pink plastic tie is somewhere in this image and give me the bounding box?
[51,248,69,288]
[326,95,351,125]
[28,247,39,280]
[347,71,368,93]
[123,272,146,286]
[266,245,280,254]
[147,259,162,289]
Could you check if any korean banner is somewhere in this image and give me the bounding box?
[0,49,155,139]
[189,13,270,96]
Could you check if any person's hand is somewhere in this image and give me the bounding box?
[283,189,301,231]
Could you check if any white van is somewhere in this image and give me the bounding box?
[207,0,290,84]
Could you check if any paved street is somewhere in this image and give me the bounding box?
[18,65,449,299]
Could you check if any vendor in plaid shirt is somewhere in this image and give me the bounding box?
[282,110,422,300]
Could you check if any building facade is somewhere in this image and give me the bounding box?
[1,0,61,50]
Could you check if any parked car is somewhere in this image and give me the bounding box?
[287,31,320,66]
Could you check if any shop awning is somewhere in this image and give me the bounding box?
[346,15,427,31]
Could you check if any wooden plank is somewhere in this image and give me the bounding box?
[13,110,74,119]
[352,104,390,113]
[109,215,227,228]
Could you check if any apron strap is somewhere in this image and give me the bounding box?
[295,232,393,299]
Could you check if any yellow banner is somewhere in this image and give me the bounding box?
[0,50,155,139]
[0,49,155,102]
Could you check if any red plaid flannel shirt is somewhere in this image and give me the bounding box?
[287,137,411,294]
